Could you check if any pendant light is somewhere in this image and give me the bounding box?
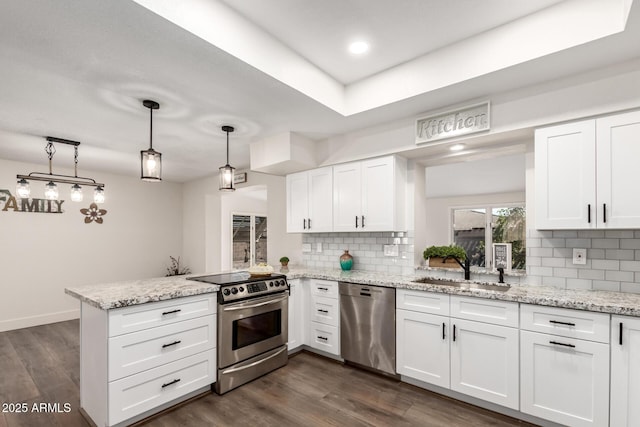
[219,125,235,192]
[140,99,162,182]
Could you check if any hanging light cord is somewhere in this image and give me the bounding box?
[149,106,154,150]
[45,141,56,175]
[225,129,230,165]
[74,145,79,178]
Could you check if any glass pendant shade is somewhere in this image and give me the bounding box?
[70,184,83,202]
[94,185,105,203]
[16,178,30,198]
[219,164,235,191]
[44,181,59,200]
[141,148,162,181]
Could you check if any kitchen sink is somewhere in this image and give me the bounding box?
[412,277,511,292]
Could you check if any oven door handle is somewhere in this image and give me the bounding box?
[220,346,287,375]
[222,295,288,311]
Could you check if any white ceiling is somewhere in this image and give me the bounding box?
[0,0,638,182]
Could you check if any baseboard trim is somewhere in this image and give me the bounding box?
[0,309,80,332]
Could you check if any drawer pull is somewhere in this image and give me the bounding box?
[317,287,328,291]
[317,309,329,314]
[162,309,182,316]
[360,292,371,297]
[442,322,446,340]
[587,204,591,223]
[161,378,181,389]
[603,203,607,223]
[549,340,575,348]
[549,320,575,327]
[162,340,182,349]
[318,336,328,341]
[453,324,457,342]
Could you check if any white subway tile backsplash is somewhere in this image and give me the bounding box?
[566,238,591,248]
[554,268,578,279]
[606,230,635,239]
[578,269,604,280]
[541,276,566,288]
[606,270,634,282]
[566,279,592,290]
[588,249,606,259]
[542,238,565,247]
[529,266,553,276]
[592,238,620,249]
[621,282,640,294]
[621,239,640,249]
[605,249,635,260]
[553,248,573,258]
[541,257,565,267]
[553,230,578,238]
[592,259,620,270]
[577,230,606,238]
[530,247,554,257]
[593,280,621,292]
[620,260,640,271]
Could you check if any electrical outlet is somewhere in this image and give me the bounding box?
[573,248,587,265]
[383,244,399,257]
[301,243,312,253]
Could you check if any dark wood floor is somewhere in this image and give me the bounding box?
[0,320,537,427]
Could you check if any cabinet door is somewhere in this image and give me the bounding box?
[307,167,333,232]
[611,316,640,427]
[396,310,450,388]
[286,171,309,233]
[361,157,395,231]
[520,330,609,427]
[287,280,303,351]
[450,319,519,410]
[333,162,362,231]
[535,120,596,229]
[596,110,640,228]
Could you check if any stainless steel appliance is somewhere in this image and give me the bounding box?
[189,272,289,394]
[339,282,396,375]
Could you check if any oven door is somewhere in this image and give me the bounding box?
[218,292,288,369]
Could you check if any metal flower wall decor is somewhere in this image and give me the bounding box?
[80,203,107,224]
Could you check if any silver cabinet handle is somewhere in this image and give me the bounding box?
[221,347,287,374]
[223,296,287,311]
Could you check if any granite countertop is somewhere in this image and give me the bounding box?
[286,268,640,317]
[66,268,640,317]
[65,276,219,310]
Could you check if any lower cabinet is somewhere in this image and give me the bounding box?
[610,315,640,427]
[304,279,340,356]
[396,291,519,410]
[520,305,610,427]
[80,294,217,427]
[287,279,303,351]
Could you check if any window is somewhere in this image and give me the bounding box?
[232,214,267,269]
[452,205,525,270]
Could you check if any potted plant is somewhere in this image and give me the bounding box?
[279,256,289,267]
[423,245,466,268]
[165,256,191,276]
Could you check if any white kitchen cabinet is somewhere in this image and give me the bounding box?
[287,279,303,352]
[449,296,519,410]
[535,110,640,229]
[396,309,450,388]
[80,294,216,427]
[305,279,340,356]
[333,155,406,232]
[610,315,640,427]
[286,166,333,233]
[520,305,610,427]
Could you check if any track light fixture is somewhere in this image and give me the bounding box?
[16,136,105,203]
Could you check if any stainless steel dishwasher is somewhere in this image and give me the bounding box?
[339,282,396,375]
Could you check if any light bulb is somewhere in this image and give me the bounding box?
[94,186,105,203]
[146,154,157,172]
[16,178,30,198]
[44,181,59,200]
[70,184,83,202]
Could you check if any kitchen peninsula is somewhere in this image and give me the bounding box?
[67,268,640,427]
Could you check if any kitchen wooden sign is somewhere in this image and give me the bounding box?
[416,101,490,144]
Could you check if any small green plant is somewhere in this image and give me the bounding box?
[422,245,466,261]
[166,256,191,276]
[279,256,290,264]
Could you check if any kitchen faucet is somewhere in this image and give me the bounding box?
[497,268,505,284]
[444,254,471,280]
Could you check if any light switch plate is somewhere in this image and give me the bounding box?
[573,248,587,265]
[384,244,399,257]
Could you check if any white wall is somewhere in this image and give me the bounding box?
[0,158,183,332]
[182,170,302,274]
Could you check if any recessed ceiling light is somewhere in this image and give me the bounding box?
[450,144,465,151]
[348,41,369,55]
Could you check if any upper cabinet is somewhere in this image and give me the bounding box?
[286,166,333,233]
[333,155,406,232]
[535,110,640,229]
[286,155,407,233]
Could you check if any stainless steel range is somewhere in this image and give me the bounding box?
[189,272,289,394]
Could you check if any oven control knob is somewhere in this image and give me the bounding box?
[231,287,238,295]
[278,280,283,286]
[239,287,244,293]
[223,289,230,296]
[269,282,274,287]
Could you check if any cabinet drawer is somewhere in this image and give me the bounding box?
[308,322,340,356]
[520,304,609,343]
[108,350,215,425]
[450,296,518,328]
[397,289,450,315]
[310,280,339,299]
[109,316,215,381]
[309,295,339,327]
[109,294,216,337]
